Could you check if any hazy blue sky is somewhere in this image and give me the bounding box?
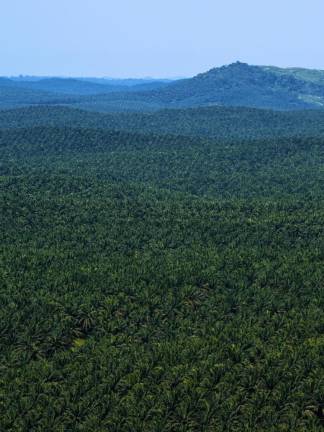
[1,0,324,77]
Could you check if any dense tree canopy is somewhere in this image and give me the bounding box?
[1,104,324,430]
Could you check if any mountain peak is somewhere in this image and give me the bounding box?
[196,62,255,79]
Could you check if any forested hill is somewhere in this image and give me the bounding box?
[70,62,324,112]
[2,77,170,95]
[167,62,324,109]
[0,77,170,109]
[10,78,128,95]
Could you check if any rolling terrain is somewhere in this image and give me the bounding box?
[2,105,324,139]
[2,67,324,430]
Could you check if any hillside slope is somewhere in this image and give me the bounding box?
[263,65,324,85]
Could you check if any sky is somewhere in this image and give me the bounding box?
[1,0,324,78]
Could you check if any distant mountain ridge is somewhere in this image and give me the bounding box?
[0,76,171,96]
[69,62,324,111]
[2,62,324,111]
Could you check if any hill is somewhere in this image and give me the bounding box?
[73,62,324,111]
[3,63,324,111]
[13,78,128,95]
[0,77,172,109]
